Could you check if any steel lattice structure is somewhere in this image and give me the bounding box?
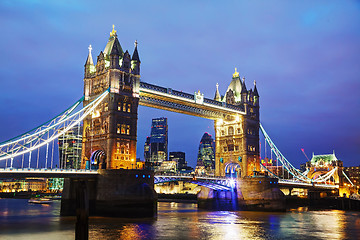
[0,89,109,167]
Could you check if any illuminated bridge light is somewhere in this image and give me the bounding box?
[136,175,138,178]
[143,175,145,178]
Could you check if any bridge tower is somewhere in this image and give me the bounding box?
[214,69,260,177]
[81,26,141,170]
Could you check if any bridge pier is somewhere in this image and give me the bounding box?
[61,169,157,217]
[197,177,285,211]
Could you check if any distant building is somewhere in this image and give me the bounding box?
[343,166,360,191]
[144,117,168,170]
[144,137,151,169]
[169,152,186,171]
[196,133,215,175]
[150,117,168,163]
[157,160,177,173]
[58,125,83,169]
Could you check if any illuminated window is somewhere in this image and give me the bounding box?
[127,103,131,113]
[118,102,121,111]
[123,103,127,112]
[228,126,234,135]
[121,124,126,134]
[117,124,121,134]
[126,125,130,135]
[104,103,108,111]
[248,145,255,151]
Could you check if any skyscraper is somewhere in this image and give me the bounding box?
[196,132,215,175]
[145,117,168,170]
[58,125,83,169]
[169,151,186,171]
[144,136,151,169]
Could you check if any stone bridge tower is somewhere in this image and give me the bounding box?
[214,69,260,177]
[81,26,141,170]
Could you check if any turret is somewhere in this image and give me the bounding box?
[223,68,242,103]
[96,51,105,74]
[84,45,95,78]
[253,80,259,105]
[109,37,122,69]
[214,83,221,101]
[122,50,131,72]
[131,40,141,75]
[241,77,248,103]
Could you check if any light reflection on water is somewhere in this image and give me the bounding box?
[0,199,360,239]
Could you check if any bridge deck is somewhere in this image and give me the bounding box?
[0,168,98,179]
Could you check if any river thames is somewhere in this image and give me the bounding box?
[0,198,360,239]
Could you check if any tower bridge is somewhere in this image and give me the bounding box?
[0,26,354,215]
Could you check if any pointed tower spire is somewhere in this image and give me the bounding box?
[131,40,141,75]
[241,77,247,94]
[85,44,94,66]
[132,40,141,62]
[214,83,221,101]
[253,80,259,97]
[84,45,95,77]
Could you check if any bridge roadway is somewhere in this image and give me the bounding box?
[0,168,98,179]
[0,169,338,190]
[154,174,339,190]
[138,81,246,119]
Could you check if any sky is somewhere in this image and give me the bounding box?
[0,0,359,168]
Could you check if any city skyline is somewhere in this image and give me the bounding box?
[0,1,359,168]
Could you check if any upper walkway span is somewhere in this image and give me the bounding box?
[139,81,246,119]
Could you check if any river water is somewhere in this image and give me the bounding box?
[1,199,360,240]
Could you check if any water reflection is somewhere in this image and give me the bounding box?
[0,199,359,239]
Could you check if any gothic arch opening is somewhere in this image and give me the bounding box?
[90,149,106,169]
[225,162,241,178]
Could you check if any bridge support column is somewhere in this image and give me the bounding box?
[197,177,285,211]
[61,169,158,217]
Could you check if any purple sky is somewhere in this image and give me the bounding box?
[0,1,359,168]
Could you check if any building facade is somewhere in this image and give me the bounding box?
[144,117,168,170]
[81,26,141,170]
[196,133,215,175]
[150,117,168,163]
[169,151,186,172]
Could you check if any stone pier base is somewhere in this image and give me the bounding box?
[198,177,285,211]
[61,169,158,218]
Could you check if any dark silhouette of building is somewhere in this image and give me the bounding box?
[196,133,215,175]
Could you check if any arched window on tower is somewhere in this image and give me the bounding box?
[228,126,234,135]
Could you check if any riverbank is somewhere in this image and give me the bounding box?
[0,191,61,199]
[286,196,360,211]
